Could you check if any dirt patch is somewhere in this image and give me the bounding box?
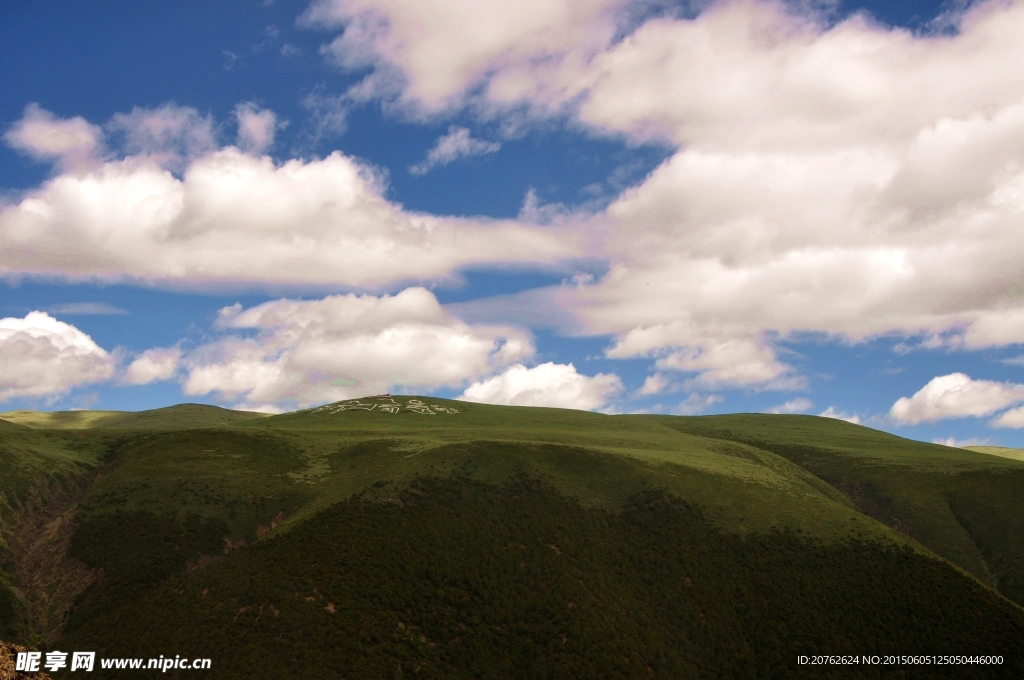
[255,510,286,539]
[223,536,247,552]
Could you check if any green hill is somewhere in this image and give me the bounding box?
[1,398,1022,677]
[965,445,1024,462]
[0,403,268,430]
[646,414,1024,604]
[62,478,1024,679]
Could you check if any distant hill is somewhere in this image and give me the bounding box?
[0,409,126,429]
[965,445,1024,462]
[0,403,269,430]
[1,398,1023,676]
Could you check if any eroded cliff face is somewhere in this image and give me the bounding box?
[0,640,51,680]
[1,474,99,644]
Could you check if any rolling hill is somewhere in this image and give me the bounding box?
[964,445,1024,462]
[1,397,1022,677]
[0,404,269,431]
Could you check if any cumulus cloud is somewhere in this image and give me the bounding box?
[458,361,622,410]
[4,103,103,172]
[0,312,114,401]
[107,104,217,171]
[569,2,1024,386]
[890,373,1024,424]
[0,131,573,286]
[295,0,1024,391]
[672,392,723,416]
[637,373,670,396]
[409,127,500,175]
[932,436,992,447]
[819,406,861,424]
[234,102,278,154]
[13,1,1024,401]
[991,404,1024,429]
[179,287,533,407]
[123,347,182,386]
[766,397,813,414]
[301,0,623,112]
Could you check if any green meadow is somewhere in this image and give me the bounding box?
[1,397,1023,677]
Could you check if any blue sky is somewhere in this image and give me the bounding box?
[4,0,1024,447]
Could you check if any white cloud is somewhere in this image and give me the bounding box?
[547,1,1024,389]
[301,0,622,113]
[4,103,103,172]
[890,373,1024,424]
[657,337,803,391]
[296,0,1024,391]
[637,373,670,396]
[0,312,114,401]
[519,188,576,225]
[0,141,573,287]
[672,392,723,416]
[409,127,500,175]
[932,436,992,447]
[766,397,813,414]
[992,404,1024,429]
[459,362,621,410]
[180,287,533,407]
[123,347,182,386]
[223,50,241,70]
[301,87,352,140]
[234,103,279,154]
[604,328,803,391]
[233,402,286,414]
[819,406,861,424]
[47,302,128,316]
[13,2,1024,403]
[107,104,217,172]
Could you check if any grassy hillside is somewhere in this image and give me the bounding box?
[62,478,1024,680]
[246,397,902,542]
[0,410,124,430]
[0,404,268,430]
[1,398,1023,677]
[965,446,1024,462]
[649,414,1024,604]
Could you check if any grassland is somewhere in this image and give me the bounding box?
[63,478,1024,679]
[647,414,1024,603]
[2,398,1023,677]
[0,404,268,430]
[965,446,1024,462]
